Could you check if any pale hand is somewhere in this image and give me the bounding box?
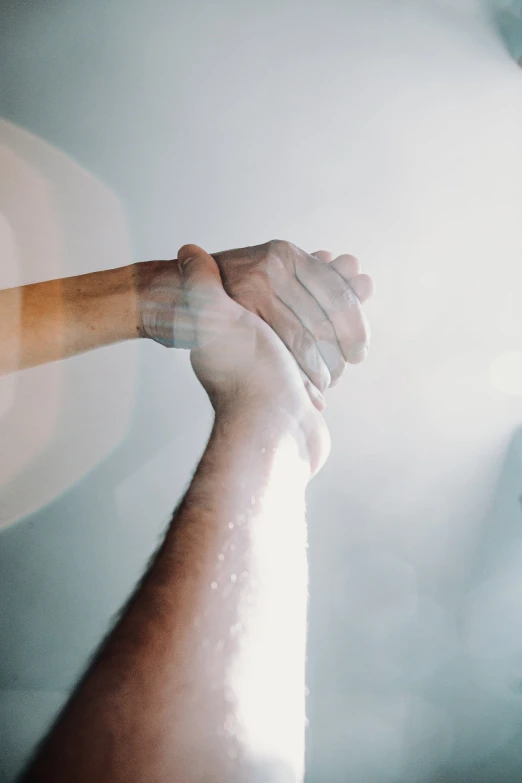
[136,239,373,394]
[177,244,331,477]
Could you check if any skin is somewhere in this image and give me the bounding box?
[19,244,331,783]
[0,239,373,407]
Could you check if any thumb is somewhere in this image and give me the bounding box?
[177,243,224,296]
[177,243,238,348]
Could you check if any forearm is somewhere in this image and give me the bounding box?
[21,407,311,783]
[0,265,139,375]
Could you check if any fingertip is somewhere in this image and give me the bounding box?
[331,254,362,280]
[312,250,336,263]
[347,346,368,364]
[177,244,206,264]
[177,243,224,290]
[350,273,375,303]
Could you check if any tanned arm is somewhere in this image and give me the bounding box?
[0,265,140,375]
[0,241,372,389]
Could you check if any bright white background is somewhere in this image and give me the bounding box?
[1,1,522,780]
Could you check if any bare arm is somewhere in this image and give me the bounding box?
[0,265,139,375]
[0,241,372,387]
[20,409,312,783]
[19,244,331,783]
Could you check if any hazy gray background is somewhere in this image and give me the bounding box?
[1,0,522,780]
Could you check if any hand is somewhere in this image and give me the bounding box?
[177,244,331,475]
[213,240,373,392]
[135,240,373,394]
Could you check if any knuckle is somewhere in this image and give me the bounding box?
[264,240,292,280]
[267,238,291,254]
[336,283,359,309]
[267,238,296,261]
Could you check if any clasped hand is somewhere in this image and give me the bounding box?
[136,239,374,406]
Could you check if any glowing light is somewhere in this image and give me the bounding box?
[219,431,309,778]
[0,118,137,530]
[490,352,522,396]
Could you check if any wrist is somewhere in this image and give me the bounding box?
[213,398,325,479]
[112,264,140,341]
[133,259,183,343]
[66,265,139,347]
[131,260,153,339]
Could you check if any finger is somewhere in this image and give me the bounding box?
[296,254,370,365]
[178,244,232,308]
[347,346,368,365]
[299,368,326,412]
[266,296,332,392]
[276,282,346,386]
[178,244,221,284]
[312,250,336,263]
[313,252,362,283]
[315,251,373,308]
[177,243,236,347]
[349,273,375,303]
[329,253,361,279]
[329,339,369,387]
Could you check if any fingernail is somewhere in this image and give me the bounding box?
[179,256,194,271]
[313,387,327,411]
